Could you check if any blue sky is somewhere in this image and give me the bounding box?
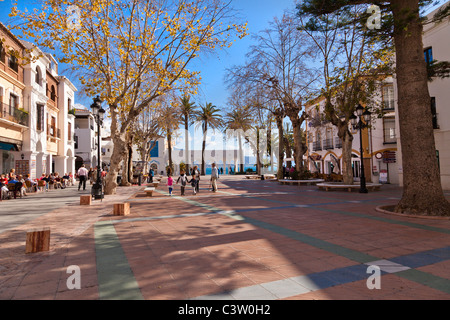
[0,0,297,151]
[0,0,297,109]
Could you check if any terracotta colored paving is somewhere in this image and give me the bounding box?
[1,177,450,300]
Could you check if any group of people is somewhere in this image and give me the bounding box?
[76,164,107,191]
[0,169,75,199]
[165,163,220,196]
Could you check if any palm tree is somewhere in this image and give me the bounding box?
[196,102,222,175]
[224,107,253,173]
[158,101,181,175]
[179,95,197,174]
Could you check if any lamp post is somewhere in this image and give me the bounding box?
[90,96,105,200]
[350,104,371,193]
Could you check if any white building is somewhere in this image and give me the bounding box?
[19,41,77,178]
[305,76,400,184]
[74,108,100,170]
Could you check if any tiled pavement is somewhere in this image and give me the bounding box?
[1,176,450,300]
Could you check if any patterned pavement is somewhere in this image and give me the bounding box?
[1,176,450,301]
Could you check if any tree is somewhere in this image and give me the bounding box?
[132,102,163,175]
[179,94,198,173]
[11,0,248,194]
[297,0,450,216]
[298,5,394,184]
[224,104,253,173]
[158,95,181,175]
[196,102,222,175]
[226,13,316,176]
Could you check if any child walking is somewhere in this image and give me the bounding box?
[167,174,174,196]
[176,170,189,196]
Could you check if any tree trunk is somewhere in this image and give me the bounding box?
[167,131,173,175]
[184,121,190,174]
[238,133,244,173]
[276,115,284,180]
[201,131,206,175]
[392,0,450,216]
[104,133,127,195]
[339,126,354,185]
[286,105,306,172]
[256,128,261,175]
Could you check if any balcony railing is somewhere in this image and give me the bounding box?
[0,103,29,126]
[312,141,322,151]
[335,137,342,149]
[323,138,334,150]
[47,124,61,139]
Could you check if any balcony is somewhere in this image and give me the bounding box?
[312,141,322,151]
[335,137,342,149]
[323,138,334,150]
[47,124,61,141]
[0,103,29,126]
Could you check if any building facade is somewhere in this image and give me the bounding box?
[74,108,99,170]
[305,76,400,185]
[0,22,27,176]
[0,22,77,178]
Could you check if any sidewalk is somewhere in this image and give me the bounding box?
[0,176,449,300]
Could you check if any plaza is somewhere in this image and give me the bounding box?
[0,176,449,301]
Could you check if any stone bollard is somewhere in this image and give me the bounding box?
[113,203,130,216]
[26,228,50,253]
[80,195,91,205]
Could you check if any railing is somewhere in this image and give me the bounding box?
[323,138,334,150]
[335,137,342,149]
[47,124,61,139]
[0,103,29,126]
[312,141,322,151]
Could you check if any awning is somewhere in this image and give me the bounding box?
[0,142,19,151]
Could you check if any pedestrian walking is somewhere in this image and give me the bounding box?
[191,165,200,195]
[176,169,189,196]
[77,164,89,191]
[148,168,154,183]
[167,174,174,196]
[211,162,219,192]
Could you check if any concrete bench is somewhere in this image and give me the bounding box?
[144,187,156,196]
[317,183,382,192]
[148,182,159,188]
[245,175,260,179]
[279,179,325,186]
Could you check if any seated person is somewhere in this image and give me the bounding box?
[1,183,9,200]
[25,174,37,192]
[0,174,8,185]
[16,175,28,196]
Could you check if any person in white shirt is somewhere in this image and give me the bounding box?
[211,162,219,192]
[77,164,89,191]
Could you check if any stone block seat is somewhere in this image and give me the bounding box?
[316,182,382,192]
[144,187,156,197]
[279,179,324,186]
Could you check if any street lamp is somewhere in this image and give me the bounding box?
[350,104,371,193]
[90,96,105,200]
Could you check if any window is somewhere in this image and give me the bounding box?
[0,42,5,63]
[382,85,394,110]
[431,97,439,129]
[50,85,56,101]
[8,53,18,72]
[383,117,396,144]
[9,94,18,115]
[35,67,42,86]
[424,47,433,65]
[37,104,44,131]
[51,116,56,137]
[68,122,72,141]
